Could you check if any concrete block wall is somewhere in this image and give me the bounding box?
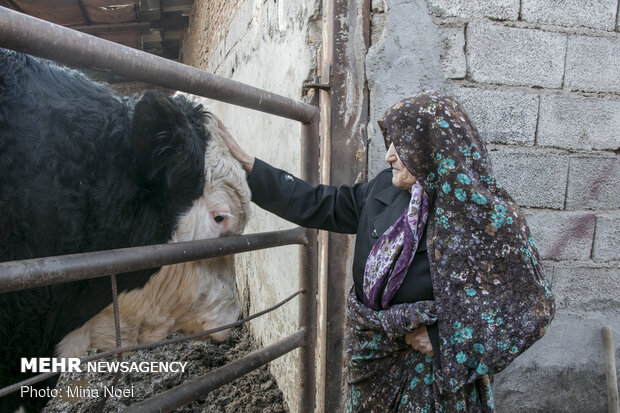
[180,1,320,411]
[369,0,619,411]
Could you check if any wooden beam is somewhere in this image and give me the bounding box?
[68,21,151,33]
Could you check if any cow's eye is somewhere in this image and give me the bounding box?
[214,215,225,223]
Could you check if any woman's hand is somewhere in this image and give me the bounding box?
[405,325,434,357]
[213,114,255,174]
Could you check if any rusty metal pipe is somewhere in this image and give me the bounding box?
[0,228,307,293]
[0,7,318,123]
[298,91,319,412]
[122,329,306,413]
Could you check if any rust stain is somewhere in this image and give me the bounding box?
[586,157,619,200]
[547,214,596,259]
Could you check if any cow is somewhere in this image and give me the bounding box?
[0,48,250,412]
[56,131,249,357]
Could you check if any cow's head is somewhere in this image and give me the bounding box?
[166,98,251,341]
[170,111,251,242]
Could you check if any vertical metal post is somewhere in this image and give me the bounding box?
[299,90,320,412]
[602,327,619,413]
[318,0,370,411]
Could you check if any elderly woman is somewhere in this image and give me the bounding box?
[219,91,554,411]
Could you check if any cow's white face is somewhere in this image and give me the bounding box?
[173,181,248,242]
[168,115,251,341]
[172,119,251,242]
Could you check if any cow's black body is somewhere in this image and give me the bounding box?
[0,49,210,411]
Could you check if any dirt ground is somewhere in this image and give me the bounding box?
[43,326,287,412]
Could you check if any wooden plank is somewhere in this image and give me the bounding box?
[0,0,21,11]
[97,30,140,49]
[162,0,193,14]
[603,327,619,413]
[13,0,86,25]
[82,0,136,24]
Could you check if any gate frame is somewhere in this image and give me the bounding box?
[0,6,319,412]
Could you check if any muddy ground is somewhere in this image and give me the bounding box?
[43,326,287,412]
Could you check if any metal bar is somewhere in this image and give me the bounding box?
[109,273,125,411]
[0,7,319,123]
[298,90,319,412]
[602,327,619,413]
[123,329,306,413]
[319,0,370,410]
[0,228,307,293]
[76,0,91,26]
[0,290,303,397]
[110,274,122,349]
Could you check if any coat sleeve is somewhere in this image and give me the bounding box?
[247,158,371,234]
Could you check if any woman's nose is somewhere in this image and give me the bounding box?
[385,143,397,163]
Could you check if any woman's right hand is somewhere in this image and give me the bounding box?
[213,114,255,174]
[405,325,434,357]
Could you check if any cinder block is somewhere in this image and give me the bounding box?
[467,23,567,88]
[426,0,519,20]
[523,210,595,261]
[439,24,466,79]
[489,149,568,209]
[454,88,538,145]
[566,155,620,210]
[538,94,620,150]
[565,35,620,93]
[552,266,619,311]
[593,213,620,261]
[521,0,617,31]
[494,311,617,413]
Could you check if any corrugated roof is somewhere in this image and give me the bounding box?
[0,0,194,59]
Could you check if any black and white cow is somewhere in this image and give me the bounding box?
[0,49,250,412]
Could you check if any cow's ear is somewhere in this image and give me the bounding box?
[131,90,206,203]
[131,90,190,186]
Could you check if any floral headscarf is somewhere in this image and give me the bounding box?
[377,91,554,392]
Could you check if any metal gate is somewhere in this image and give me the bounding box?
[0,7,319,412]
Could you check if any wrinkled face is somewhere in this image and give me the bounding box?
[385,143,416,190]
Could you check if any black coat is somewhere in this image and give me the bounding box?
[248,158,439,350]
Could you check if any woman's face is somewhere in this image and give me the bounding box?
[385,143,416,190]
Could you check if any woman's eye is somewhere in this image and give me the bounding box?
[214,215,225,223]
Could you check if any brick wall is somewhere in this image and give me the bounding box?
[369,0,619,411]
[108,81,173,96]
[180,0,243,68]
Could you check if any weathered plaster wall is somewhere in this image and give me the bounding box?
[368,0,620,411]
[181,1,321,411]
[366,0,448,174]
